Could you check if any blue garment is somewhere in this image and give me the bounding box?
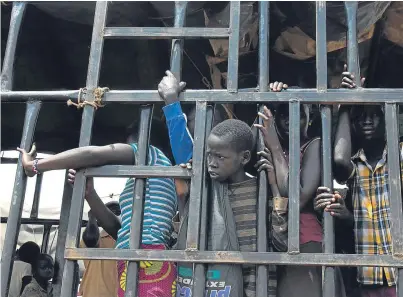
[162,102,194,164]
[115,143,177,249]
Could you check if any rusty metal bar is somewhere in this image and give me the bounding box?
[52,173,73,297]
[65,248,403,267]
[1,101,41,297]
[227,1,241,92]
[288,101,300,253]
[30,174,43,219]
[60,2,108,297]
[104,27,229,39]
[41,224,52,253]
[84,165,191,178]
[257,2,270,296]
[4,88,403,103]
[316,2,336,297]
[345,2,361,88]
[385,103,403,297]
[1,1,27,90]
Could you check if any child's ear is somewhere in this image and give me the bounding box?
[242,150,252,165]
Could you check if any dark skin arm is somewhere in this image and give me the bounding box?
[68,169,121,240]
[255,106,321,210]
[17,143,135,177]
[158,70,186,105]
[82,211,100,248]
[256,148,281,197]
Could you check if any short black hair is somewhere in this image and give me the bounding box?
[32,253,54,273]
[210,119,253,152]
[18,241,40,264]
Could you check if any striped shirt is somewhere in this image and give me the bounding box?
[228,177,277,297]
[347,143,403,286]
[115,144,177,249]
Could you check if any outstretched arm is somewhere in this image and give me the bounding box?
[18,143,135,177]
[82,211,100,248]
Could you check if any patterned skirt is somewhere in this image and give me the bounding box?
[117,244,177,297]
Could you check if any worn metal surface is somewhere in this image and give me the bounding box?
[65,248,403,267]
[103,27,229,39]
[30,174,43,219]
[84,165,192,178]
[60,2,108,297]
[227,1,240,92]
[345,1,362,87]
[0,217,87,225]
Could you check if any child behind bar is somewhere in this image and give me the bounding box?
[158,72,278,297]
[315,65,399,297]
[20,254,54,297]
[255,83,346,297]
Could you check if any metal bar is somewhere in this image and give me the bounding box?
[257,2,270,297]
[1,101,41,297]
[288,101,300,253]
[104,27,229,39]
[65,248,403,267]
[60,2,108,297]
[345,1,361,88]
[185,101,207,250]
[0,217,86,225]
[41,224,52,253]
[227,1,241,92]
[316,2,336,297]
[1,2,27,90]
[4,89,403,103]
[385,103,403,297]
[84,165,192,178]
[124,106,153,297]
[52,173,73,297]
[30,174,43,219]
[193,105,213,295]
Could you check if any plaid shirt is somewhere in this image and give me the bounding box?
[347,143,403,286]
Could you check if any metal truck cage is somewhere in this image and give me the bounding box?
[1,1,402,297]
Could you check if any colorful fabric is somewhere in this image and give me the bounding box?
[115,143,177,249]
[117,245,177,297]
[228,177,277,297]
[347,143,403,286]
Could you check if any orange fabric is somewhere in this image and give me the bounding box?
[79,230,118,297]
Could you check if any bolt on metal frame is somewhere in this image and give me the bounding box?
[1,1,403,297]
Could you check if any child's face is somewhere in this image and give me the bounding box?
[352,105,385,141]
[275,104,308,139]
[35,258,54,281]
[206,134,250,183]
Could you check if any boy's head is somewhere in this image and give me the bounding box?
[274,103,310,140]
[206,119,253,183]
[105,201,121,216]
[351,105,385,142]
[18,241,40,264]
[32,254,54,281]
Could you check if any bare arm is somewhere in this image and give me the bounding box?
[18,143,135,177]
[334,107,354,183]
[82,212,100,248]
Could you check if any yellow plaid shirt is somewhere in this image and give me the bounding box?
[348,143,403,286]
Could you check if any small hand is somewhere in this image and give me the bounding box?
[341,64,366,89]
[255,148,274,173]
[254,106,278,150]
[313,187,334,212]
[175,159,192,200]
[325,193,350,219]
[68,169,95,198]
[269,81,288,92]
[16,143,37,177]
[157,70,186,105]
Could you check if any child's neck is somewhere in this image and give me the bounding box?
[227,169,250,184]
[362,138,386,165]
[35,277,49,290]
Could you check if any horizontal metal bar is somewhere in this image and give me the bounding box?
[65,248,403,267]
[0,217,87,226]
[104,27,229,39]
[84,165,192,178]
[3,89,403,103]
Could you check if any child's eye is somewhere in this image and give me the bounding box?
[218,155,225,160]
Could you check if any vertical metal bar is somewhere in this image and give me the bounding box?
[1,1,27,91]
[257,2,269,297]
[345,2,361,88]
[60,2,108,297]
[193,106,214,296]
[288,101,300,253]
[30,174,44,218]
[41,224,52,253]
[52,173,73,297]
[316,2,336,297]
[1,101,41,297]
[170,1,187,78]
[385,103,403,297]
[124,106,153,297]
[227,1,241,92]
